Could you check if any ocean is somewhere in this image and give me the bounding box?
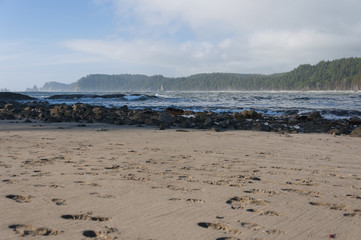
[21,91,361,120]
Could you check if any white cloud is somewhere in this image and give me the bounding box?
[63,0,361,75]
[108,0,361,35]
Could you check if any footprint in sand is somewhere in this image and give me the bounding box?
[281,188,321,197]
[286,178,319,186]
[6,194,32,203]
[120,174,151,183]
[0,161,12,168]
[61,213,110,222]
[22,158,54,167]
[216,237,240,240]
[74,180,102,187]
[83,227,119,240]
[239,221,285,235]
[309,201,361,217]
[9,224,61,237]
[346,194,361,200]
[2,179,19,184]
[49,184,65,188]
[89,192,116,199]
[226,196,269,209]
[309,201,347,211]
[197,222,241,234]
[52,198,67,206]
[169,198,205,203]
[167,185,188,191]
[246,209,284,216]
[243,189,278,196]
[104,165,121,170]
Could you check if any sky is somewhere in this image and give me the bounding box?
[1,0,361,91]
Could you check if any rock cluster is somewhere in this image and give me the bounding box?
[0,99,360,136]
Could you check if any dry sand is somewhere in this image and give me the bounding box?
[0,120,360,240]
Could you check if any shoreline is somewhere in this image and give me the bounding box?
[1,121,361,239]
[1,98,361,137]
[19,89,361,93]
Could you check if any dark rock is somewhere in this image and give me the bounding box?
[301,122,330,133]
[285,110,299,115]
[4,104,14,110]
[119,105,129,112]
[0,92,36,101]
[47,93,156,100]
[72,104,87,112]
[164,107,184,116]
[350,127,361,137]
[349,116,361,125]
[159,123,165,130]
[183,110,195,115]
[241,110,259,119]
[0,100,357,136]
[178,118,193,128]
[0,113,16,120]
[47,94,93,100]
[241,110,249,118]
[204,117,214,128]
[297,115,309,121]
[195,112,208,121]
[222,119,235,129]
[130,110,154,124]
[287,118,299,125]
[158,111,173,128]
[309,111,322,120]
[196,121,206,129]
[233,112,241,119]
[92,107,104,115]
[98,94,125,98]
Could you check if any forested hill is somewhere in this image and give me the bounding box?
[40,58,361,91]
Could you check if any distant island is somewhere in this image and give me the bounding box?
[40,57,361,91]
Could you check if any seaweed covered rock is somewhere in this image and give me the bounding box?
[350,127,361,137]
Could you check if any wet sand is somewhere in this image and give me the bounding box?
[1,120,360,239]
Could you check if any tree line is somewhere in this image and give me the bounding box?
[40,57,361,91]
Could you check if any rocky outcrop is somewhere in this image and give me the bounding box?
[46,93,157,100]
[0,101,358,136]
[0,92,36,101]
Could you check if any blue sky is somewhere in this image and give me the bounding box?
[1,0,361,91]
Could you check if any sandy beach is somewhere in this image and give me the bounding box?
[1,120,360,240]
